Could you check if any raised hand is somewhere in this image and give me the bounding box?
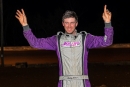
[15,9,28,26]
[102,5,112,23]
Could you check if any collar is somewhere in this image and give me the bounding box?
[64,29,78,40]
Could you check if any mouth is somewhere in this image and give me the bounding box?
[67,28,72,31]
[67,29,71,32]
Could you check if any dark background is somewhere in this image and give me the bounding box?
[2,0,130,46]
[1,1,130,87]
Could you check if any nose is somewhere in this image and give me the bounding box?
[68,23,71,28]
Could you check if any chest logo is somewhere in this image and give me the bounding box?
[62,41,80,47]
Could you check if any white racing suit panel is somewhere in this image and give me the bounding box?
[59,33,87,87]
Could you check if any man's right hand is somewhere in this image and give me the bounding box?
[15,9,28,26]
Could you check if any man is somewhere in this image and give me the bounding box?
[15,5,113,87]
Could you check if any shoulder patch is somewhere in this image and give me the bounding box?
[80,31,87,35]
[57,31,64,36]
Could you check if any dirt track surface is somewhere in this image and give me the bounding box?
[0,63,130,87]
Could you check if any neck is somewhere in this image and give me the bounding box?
[66,29,77,36]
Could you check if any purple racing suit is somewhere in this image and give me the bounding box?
[23,23,113,87]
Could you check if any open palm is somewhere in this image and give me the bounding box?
[15,9,28,26]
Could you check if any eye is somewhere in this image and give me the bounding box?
[64,22,68,24]
[71,22,75,24]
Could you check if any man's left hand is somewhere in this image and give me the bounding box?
[102,5,112,23]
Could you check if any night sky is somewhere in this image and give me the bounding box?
[2,0,130,46]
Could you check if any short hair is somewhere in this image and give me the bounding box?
[62,10,78,22]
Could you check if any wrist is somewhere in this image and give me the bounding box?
[23,25,30,31]
[22,23,28,26]
[104,20,111,23]
[105,22,112,28]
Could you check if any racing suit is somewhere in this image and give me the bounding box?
[23,23,113,87]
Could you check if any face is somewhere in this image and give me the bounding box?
[62,17,78,35]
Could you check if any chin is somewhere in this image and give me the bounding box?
[66,31,73,34]
[65,30,75,34]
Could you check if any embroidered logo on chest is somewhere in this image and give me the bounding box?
[62,41,80,47]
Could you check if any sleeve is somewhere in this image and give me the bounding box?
[86,22,114,49]
[23,25,57,50]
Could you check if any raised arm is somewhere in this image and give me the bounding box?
[86,5,114,49]
[15,9,57,50]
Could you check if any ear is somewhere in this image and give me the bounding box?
[76,22,78,27]
[62,22,64,26]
